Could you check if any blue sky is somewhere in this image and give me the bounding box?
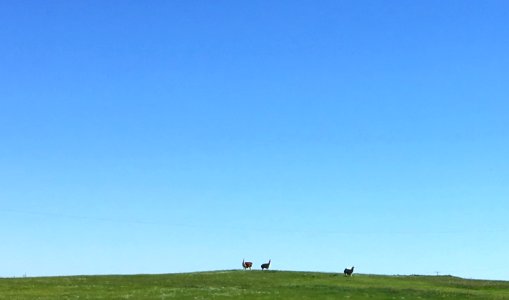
[1,0,508,280]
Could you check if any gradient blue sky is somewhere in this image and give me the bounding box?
[1,0,508,280]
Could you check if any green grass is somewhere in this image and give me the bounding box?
[1,270,508,299]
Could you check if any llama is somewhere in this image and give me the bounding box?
[344,266,354,276]
[242,259,253,270]
[261,259,271,270]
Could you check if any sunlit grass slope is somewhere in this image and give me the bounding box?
[1,270,508,299]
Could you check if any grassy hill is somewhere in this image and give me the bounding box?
[1,270,508,299]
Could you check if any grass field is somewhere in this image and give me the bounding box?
[1,270,508,299]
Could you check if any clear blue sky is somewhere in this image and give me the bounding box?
[1,0,508,280]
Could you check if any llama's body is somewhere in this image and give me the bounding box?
[344,266,354,276]
[242,259,253,270]
[261,259,271,270]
